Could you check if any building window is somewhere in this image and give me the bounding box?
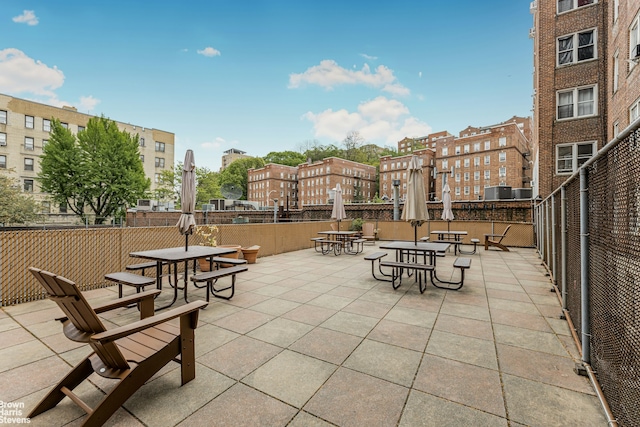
[139,137,145,147]
[499,167,507,177]
[455,160,461,169]
[484,140,490,150]
[41,201,50,214]
[557,29,596,66]
[59,203,67,213]
[474,185,480,195]
[474,142,480,151]
[24,179,34,192]
[499,137,507,147]
[474,157,480,167]
[558,0,595,14]
[464,158,470,167]
[442,147,448,156]
[455,146,461,155]
[614,0,619,22]
[484,170,491,180]
[155,142,165,152]
[24,158,34,171]
[464,186,470,196]
[474,171,480,181]
[557,86,596,119]
[484,155,491,165]
[499,152,507,162]
[60,122,68,129]
[0,132,6,146]
[77,125,85,133]
[442,159,448,170]
[630,97,640,123]
[140,155,144,162]
[455,187,461,196]
[0,155,6,168]
[556,141,596,174]
[25,115,34,129]
[155,157,165,168]
[463,144,470,153]
[464,172,470,181]
[631,13,639,68]
[25,137,34,151]
[155,173,161,183]
[43,119,51,132]
[455,173,461,183]
[0,110,6,124]
[613,50,619,93]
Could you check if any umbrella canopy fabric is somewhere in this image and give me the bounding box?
[401,156,429,243]
[441,183,455,221]
[331,183,346,230]
[176,150,196,249]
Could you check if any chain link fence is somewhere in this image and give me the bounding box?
[536,119,640,426]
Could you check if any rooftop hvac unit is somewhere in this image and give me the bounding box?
[484,186,512,201]
[202,204,215,212]
[513,188,533,199]
[136,199,152,211]
[209,199,226,210]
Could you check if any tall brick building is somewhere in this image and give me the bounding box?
[247,163,298,209]
[531,0,640,198]
[379,149,435,201]
[0,93,175,213]
[297,157,377,206]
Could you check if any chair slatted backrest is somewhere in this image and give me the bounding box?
[29,267,130,370]
[498,225,512,242]
[362,223,375,236]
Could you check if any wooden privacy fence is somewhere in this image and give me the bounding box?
[1,220,533,306]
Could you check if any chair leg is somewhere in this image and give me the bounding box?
[28,357,94,419]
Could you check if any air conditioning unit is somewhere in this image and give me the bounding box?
[202,204,215,212]
[136,199,152,211]
[209,199,226,210]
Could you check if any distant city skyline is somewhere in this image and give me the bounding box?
[1,0,533,170]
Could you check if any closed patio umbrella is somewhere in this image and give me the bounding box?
[331,183,346,231]
[401,155,429,244]
[441,182,454,232]
[176,149,196,251]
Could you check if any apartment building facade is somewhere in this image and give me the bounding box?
[531,0,609,198]
[247,163,298,209]
[379,149,435,202]
[434,117,532,201]
[221,148,251,171]
[297,157,377,206]
[0,94,174,213]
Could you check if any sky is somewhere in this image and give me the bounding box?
[1,1,534,171]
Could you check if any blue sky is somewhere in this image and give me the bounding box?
[1,1,533,170]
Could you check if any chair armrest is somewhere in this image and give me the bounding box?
[91,300,208,344]
[92,289,161,314]
[484,234,504,238]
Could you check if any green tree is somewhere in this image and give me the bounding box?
[196,167,222,207]
[342,131,365,162]
[155,165,180,207]
[0,173,40,225]
[263,151,306,167]
[219,157,265,199]
[303,144,343,163]
[38,117,150,224]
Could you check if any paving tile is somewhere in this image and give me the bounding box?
[212,309,273,334]
[23,319,62,339]
[426,330,498,370]
[434,313,494,341]
[288,411,335,427]
[197,301,242,323]
[341,299,393,318]
[493,324,568,357]
[0,356,71,402]
[413,354,506,417]
[440,300,491,321]
[367,319,430,352]
[502,374,607,426]
[278,288,321,303]
[400,389,508,426]
[199,335,282,380]
[487,288,532,302]
[490,307,553,333]
[0,326,35,348]
[496,344,593,394]
[40,332,86,354]
[220,292,271,308]
[343,339,422,387]
[305,367,408,427]
[280,304,337,326]
[251,284,291,297]
[320,311,380,337]
[248,298,301,316]
[384,306,438,328]
[242,350,336,408]
[193,323,240,357]
[124,363,235,427]
[307,294,354,310]
[247,317,313,347]
[488,298,540,316]
[178,383,296,427]
[289,326,362,365]
[0,339,55,373]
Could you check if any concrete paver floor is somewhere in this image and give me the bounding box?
[0,246,607,426]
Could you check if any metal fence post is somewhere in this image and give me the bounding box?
[551,194,557,283]
[580,167,590,364]
[560,186,567,310]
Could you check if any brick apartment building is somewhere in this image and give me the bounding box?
[379,149,435,202]
[0,94,175,213]
[297,157,377,206]
[531,0,640,198]
[247,163,298,209]
[397,131,452,154]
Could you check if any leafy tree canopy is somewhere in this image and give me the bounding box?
[0,172,40,225]
[219,157,265,200]
[196,166,222,207]
[263,151,306,167]
[38,117,150,224]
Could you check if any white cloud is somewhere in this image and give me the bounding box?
[289,60,409,96]
[79,96,100,112]
[201,136,225,149]
[302,97,431,144]
[360,53,378,61]
[418,71,422,78]
[13,10,39,26]
[0,48,64,96]
[197,47,221,57]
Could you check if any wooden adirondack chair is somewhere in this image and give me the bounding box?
[361,222,377,245]
[27,267,207,427]
[484,224,512,251]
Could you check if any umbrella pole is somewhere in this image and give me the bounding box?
[185,233,188,251]
[414,225,418,245]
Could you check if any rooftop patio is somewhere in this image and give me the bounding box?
[0,246,606,426]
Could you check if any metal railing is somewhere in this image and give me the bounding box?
[535,118,640,427]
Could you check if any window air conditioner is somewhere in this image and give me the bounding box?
[136,199,152,211]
